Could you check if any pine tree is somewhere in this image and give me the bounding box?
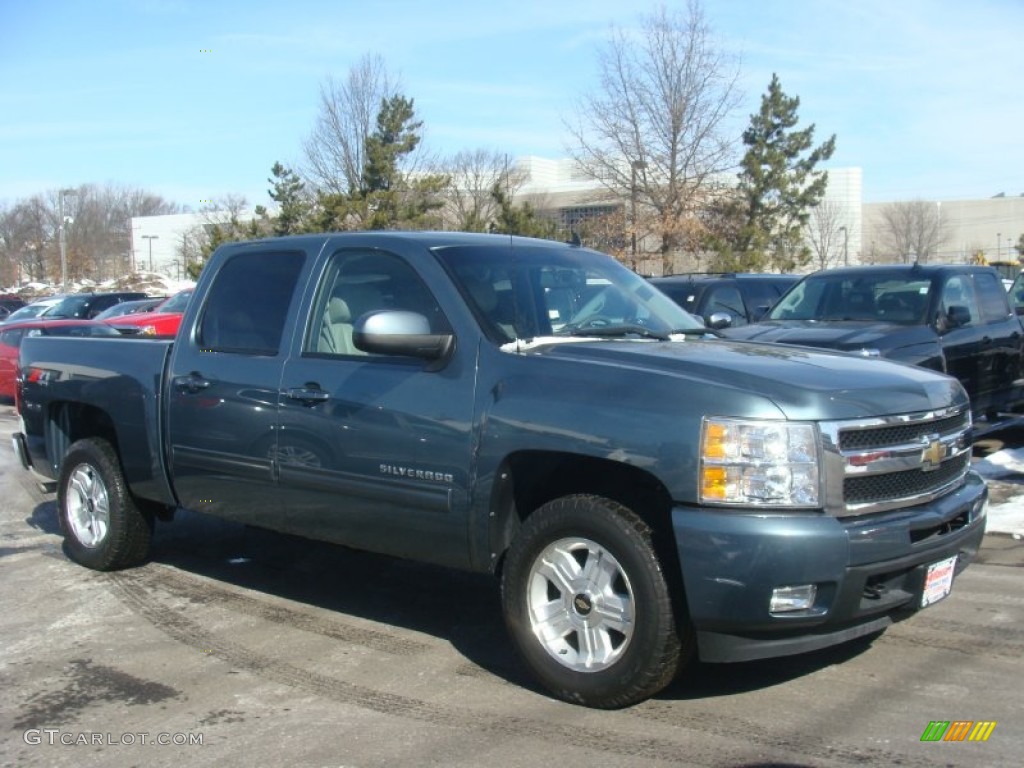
[488,184,558,239]
[267,162,310,236]
[729,74,836,271]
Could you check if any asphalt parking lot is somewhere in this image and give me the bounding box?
[1,404,1021,768]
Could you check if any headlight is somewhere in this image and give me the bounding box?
[700,417,820,507]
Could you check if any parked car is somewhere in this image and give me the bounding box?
[93,297,166,320]
[104,288,192,336]
[722,263,1024,428]
[0,296,66,325]
[0,319,121,401]
[0,295,26,321]
[1008,270,1024,315]
[648,272,799,328]
[44,291,149,320]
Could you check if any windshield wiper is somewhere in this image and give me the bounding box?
[566,325,718,340]
[566,324,671,340]
[668,327,720,337]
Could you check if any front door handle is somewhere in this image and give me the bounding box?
[285,386,330,405]
[173,372,211,394]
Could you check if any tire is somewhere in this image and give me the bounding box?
[57,438,152,571]
[501,494,686,708]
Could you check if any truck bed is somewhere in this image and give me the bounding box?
[18,335,177,507]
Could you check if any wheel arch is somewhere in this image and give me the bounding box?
[486,450,689,623]
[46,400,119,474]
[46,401,175,521]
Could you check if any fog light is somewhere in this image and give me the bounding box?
[770,584,817,613]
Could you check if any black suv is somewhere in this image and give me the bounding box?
[648,272,799,329]
[0,296,26,321]
[723,263,1024,424]
[44,292,150,320]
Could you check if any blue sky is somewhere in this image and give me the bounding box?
[2,0,1021,209]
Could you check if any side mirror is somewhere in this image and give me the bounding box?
[706,311,734,330]
[353,310,454,361]
[946,305,971,329]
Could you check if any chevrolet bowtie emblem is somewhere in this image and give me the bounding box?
[921,438,947,471]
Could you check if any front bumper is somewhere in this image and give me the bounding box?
[673,471,987,663]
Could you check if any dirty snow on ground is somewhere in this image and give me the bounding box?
[973,448,1024,537]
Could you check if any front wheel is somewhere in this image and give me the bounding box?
[501,494,688,708]
[58,438,152,571]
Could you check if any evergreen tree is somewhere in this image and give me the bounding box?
[362,95,438,229]
[266,162,310,236]
[727,74,836,271]
[489,184,558,239]
[313,94,446,231]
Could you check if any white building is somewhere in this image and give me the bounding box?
[131,210,260,278]
[863,196,1024,264]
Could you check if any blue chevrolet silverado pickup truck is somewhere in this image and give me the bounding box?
[12,232,987,708]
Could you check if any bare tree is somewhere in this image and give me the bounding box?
[439,150,527,231]
[0,195,60,284]
[303,54,396,195]
[877,200,948,263]
[567,0,741,271]
[1,185,179,287]
[806,199,848,270]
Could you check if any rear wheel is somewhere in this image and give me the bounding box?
[501,494,687,708]
[58,438,152,570]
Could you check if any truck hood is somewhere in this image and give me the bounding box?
[721,320,932,353]
[527,337,964,421]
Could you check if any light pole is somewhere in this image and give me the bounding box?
[142,235,159,272]
[58,188,76,291]
[838,225,849,266]
[630,160,646,260]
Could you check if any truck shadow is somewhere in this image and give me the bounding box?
[132,507,880,702]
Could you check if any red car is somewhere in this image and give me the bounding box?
[104,288,193,337]
[0,319,121,402]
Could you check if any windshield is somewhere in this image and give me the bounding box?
[33,324,121,338]
[4,303,56,323]
[159,289,193,313]
[769,273,932,324]
[434,243,703,343]
[46,295,93,319]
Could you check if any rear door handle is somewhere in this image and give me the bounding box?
[285,386,330,405]
[173,373,211,394]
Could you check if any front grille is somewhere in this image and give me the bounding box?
[845,452,970,505]
[839,411,969,451]
[821,406,972,516]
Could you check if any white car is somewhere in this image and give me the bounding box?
[0,296,65,325]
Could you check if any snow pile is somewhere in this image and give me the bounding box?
[973,448,1024,537]
[7,273,194,300]
[972,448,1024,480]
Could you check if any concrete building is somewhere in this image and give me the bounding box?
[131,209,260,278]
[862,196,1024,265]
[514,157,863,274]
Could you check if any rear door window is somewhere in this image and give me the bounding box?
[974,272,1012,324]
[198,251,305,355]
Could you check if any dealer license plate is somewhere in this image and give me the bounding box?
[921,555,957,608]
